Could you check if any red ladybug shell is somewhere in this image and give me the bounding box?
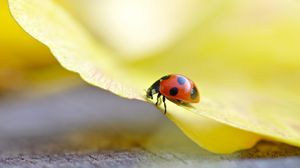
[159,74,200,103]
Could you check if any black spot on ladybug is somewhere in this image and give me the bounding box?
[169,87,178,96]
[190,87,198,99]
[161,75,171,80]
[177,76,186,85]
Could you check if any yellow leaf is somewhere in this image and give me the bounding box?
[9,0,300,153]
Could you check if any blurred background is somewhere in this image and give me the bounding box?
[1,0,300,167]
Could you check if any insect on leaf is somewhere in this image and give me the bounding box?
[9,0,300,153]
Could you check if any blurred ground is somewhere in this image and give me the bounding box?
[0,84,300,167]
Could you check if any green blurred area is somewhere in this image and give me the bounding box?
[61,0,300,95]
[129,0,300,87]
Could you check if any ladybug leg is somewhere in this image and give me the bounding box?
[162,96,167,114]
[155,93,161,106]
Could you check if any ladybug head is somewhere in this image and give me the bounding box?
[146,88,153,99]
[146,79,161,99]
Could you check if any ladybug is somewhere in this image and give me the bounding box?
[146,74,200,114]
